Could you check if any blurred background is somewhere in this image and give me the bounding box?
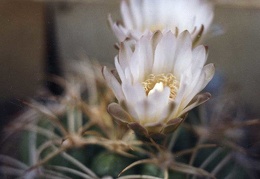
[0,0,260,127]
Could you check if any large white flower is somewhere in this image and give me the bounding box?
[103,31,214,137]
[109,0,214,44]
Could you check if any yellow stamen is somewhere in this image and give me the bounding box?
[142,73,179,99]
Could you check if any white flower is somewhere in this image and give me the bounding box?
[109,0,214,44]
[103,31,215,136]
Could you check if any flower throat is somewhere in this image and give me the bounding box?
[142,73,179,99]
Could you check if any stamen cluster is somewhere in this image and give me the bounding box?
[142,73,179,100]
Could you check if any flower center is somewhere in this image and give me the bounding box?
[148,24,165,32]
[142,73,179,100]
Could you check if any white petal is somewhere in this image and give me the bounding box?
[121,83,147,121]
[128,0,143,30]
[118,42,133,70]
[134,87,170,125]
[182,63,215,108]
[147,87,171,121]
[171,74,188,117]
[199,63,215,90]
[191,45,207,72]
[124,67,134,83]
[129,35,153,82]
[115,56,126,83]
[108,15,128,42]
[173,31,193,78]
[153,31,176,74]
[122,83,146,105]
[102,66,124,101]
[121,0,134,29]
[179,93,211,116]
[143,0,159,28]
